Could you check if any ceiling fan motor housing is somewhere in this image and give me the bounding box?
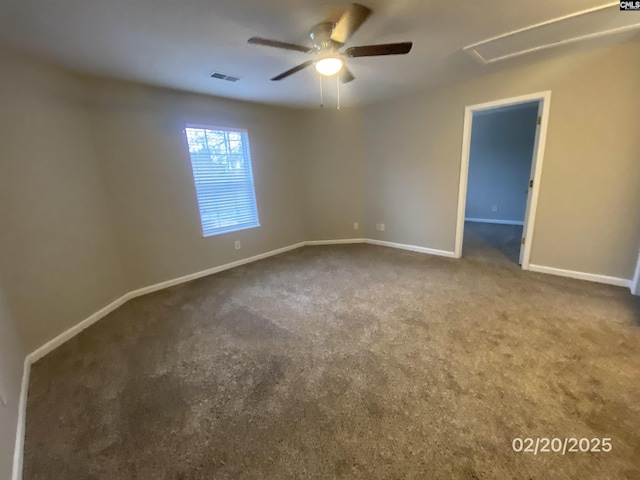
[310,22,340,53]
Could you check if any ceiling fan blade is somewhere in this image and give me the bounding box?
[344,42,413,57]
[340,66,355,84]
[248,37,312,54]
[271,60,315,81]
[330,3,373,45]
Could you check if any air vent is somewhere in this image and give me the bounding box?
[464,2,640,64]
[210,72,240,82]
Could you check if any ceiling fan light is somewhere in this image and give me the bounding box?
[315,57,343,76]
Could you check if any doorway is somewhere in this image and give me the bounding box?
[454,92,551,269]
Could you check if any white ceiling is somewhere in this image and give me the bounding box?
[0,0,636,108]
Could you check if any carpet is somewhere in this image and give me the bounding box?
[463,221,523,266]
[23,243,640,479]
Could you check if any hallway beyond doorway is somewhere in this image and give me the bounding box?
[463,221,523,266]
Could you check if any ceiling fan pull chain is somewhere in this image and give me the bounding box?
[336,74,341,111]
[319,75,324,109]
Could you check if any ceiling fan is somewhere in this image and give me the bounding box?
[247,3,413,83]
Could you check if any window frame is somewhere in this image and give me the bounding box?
[184,124,261,238]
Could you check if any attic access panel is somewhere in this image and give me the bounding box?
[464,2,640,64]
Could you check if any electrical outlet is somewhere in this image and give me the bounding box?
[380,223,385,231]
[354,222,359,230]
[375,223,380,231]
[0,385,7,407]
[492,205,498,212]
[234,240,241,250]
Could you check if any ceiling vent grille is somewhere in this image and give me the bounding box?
[210,72,241,82]
[464,2,640,64]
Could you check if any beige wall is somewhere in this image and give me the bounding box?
[299,108,364,241]
[0,49,128,352]
[0,282,25,480]
[87,78,306,290]
[362,42,640,279]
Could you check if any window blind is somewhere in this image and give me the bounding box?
[184,126,260,237]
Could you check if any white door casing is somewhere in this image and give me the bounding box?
[455,90,552,270]
[632,248,640,295]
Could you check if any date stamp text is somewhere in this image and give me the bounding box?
[512,437,612,455]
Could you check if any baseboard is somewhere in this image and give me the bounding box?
[465,217,524,226]
[28,292,135,364]
[364,238,457,258]
[128,242,307,298]
[26,237,457,363]
[29,242,307,364]
[30,237,453,361]
[305,239,364,246]
[528,264,632,288]
[12,358,30,480]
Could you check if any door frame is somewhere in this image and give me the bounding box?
[454,91,552,270]
[632,248,640,295]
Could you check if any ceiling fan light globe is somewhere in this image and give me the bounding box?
[315,57,343,76]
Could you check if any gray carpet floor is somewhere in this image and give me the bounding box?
[23,241,640,479]
[463,221,524,266]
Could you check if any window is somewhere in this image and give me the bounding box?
[184,126,260,237]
